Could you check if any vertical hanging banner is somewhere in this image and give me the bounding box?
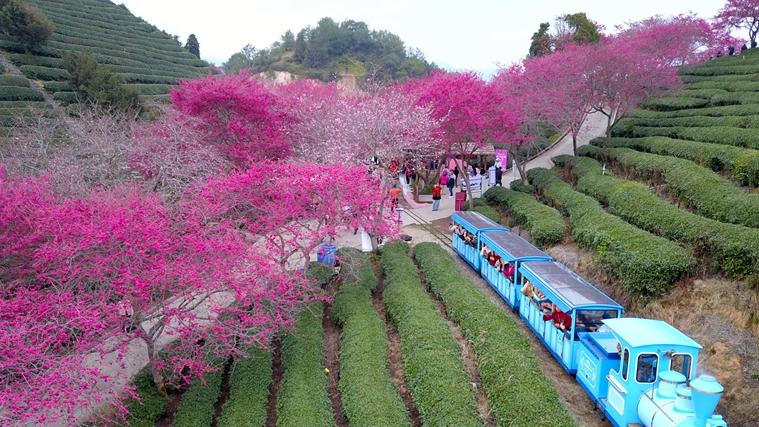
[494,149,509,169]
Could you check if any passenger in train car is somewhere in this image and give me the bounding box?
[502,262,514,280]
[487,250,499,266]
[543,304,572,330]
[480,244,490,258]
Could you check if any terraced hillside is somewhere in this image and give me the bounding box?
[0,69,49,129]
[0,0,212,107]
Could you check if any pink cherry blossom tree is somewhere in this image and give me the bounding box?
[170,72,291,167]
[714,0,759,48]
[401,71,522,205]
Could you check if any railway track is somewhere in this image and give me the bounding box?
[399,207,453,250]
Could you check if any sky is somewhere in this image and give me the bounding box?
[119,0,727,76]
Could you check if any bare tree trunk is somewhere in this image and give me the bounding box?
[572,133,578,156]
[146,338,167,394]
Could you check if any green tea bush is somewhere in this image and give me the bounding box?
[483,186,565,247]
[641,96,708,111]
[629,126,759,150]
[689,80,759,91]
[710,91,759,106]
[680,64,759,76]
[332,249,410,427]
[277,302,334,427]
[620,115,759,129]
[509,179,535,193]
[526,168,694,296]
[122,368,168,427]
[0,74,30,87]
[472,204,500,222]
[19,64,69,80]
[592,137,759,186]
[568,155,759,278]
[380,242,482,427]
[630,104,759,119]
[584,146,759,228]
[0,86,43,101]
[173,367,224,427]
[413,243,577,427]
[217,346,273,427]
[8,52,60,67]
[679,88,728,99]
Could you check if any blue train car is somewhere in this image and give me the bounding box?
[478,230,552,308]
[517,261,622,373]
[576,318,727,427]
[450,211,505,269]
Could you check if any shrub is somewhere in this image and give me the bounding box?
[629,104,759,119]
[526,167,694,296]
[689,80,759,92]
[509,179,535,193]
[680,64,759,76]
[592,137,759,187]
[276,301,334,427]
[125,83,172,95]
[8,52,61,67]
[484,186,565,247]
[629,126,759,150]
[0,75,30,87]
[584,146,759,228]
[472,204,500,222]
[641,96,708,111]
[122,368,168,427]
[217,346,273,427]
[413,243,577,426]
[461,198,489,210]
[0,0,54,49]
[173,364,224,427]
[52,91,78,104]
[19,64,69,80]
[0,86,44,101]
[42,80,72,92]
[620,115,759,129]
[62,50,142,112]
[380,242,481,426]
[332,249,410,427]
[568,155,759,278]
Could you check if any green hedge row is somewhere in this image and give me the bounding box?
[679,88,728,99]
[630,104,759,119]
[616,115,759,130]
[592,137,759,186]
[125,83,173,95]
[471,204,501,222]
[332,249,410,427]
[43,81,72,92]
[9,53,61,68]
[483,186,565,247]
[53,91,79,104]
[681,73,759,84]
[711,91,759,106]
[582,146,759,228]
[526,166,694,296]
[568,155,759,278]
[122,368,168,427]
[640,96,708,111]
[681,64,759,76]
[19,65,70,81]
[628,126,759,150]
[217,346,273,427]
[121,73,179,85]
[0,86,44,101]
[380,242,482,426]
[413,243,578,426]
[0,75,31,87]
[173,367,224,427]
[0,100,46,108]
[276,302,334,427]
[689,79,759,92]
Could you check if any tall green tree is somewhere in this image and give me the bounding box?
[528,22,552,57]
[281,30,295,51]
[223,44,256,73]
[0,0,54,50]
[557,12,600,45]
[294,28,307,61]
[185,33,200,58]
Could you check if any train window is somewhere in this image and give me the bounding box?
[670,354,692,379]
[574,310,620,336]
[636,353,658,383]
[621,349,630,380]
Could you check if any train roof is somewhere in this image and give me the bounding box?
[520,261,621,311]
[602,318,701,349]
[451,211,505,232]
[480,230,552,262]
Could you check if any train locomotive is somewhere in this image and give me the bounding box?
[450,211,728,427]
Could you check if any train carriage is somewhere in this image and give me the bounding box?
[478,230,552,308]
[450,211,505,269]
[517,261,623,373]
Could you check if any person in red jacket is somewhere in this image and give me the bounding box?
[543,305,572,330]
[431,183,442,211]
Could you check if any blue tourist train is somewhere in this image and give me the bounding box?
[450,212,728,427]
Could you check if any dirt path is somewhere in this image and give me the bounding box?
[264,337,283,427]
[417,270,496,427]
[322,303,349,427]
[371,261,422,427]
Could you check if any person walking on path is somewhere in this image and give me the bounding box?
[431,183,442,211]
[495,161,503,187]
[389,184,402,211]
[445,171,455,197]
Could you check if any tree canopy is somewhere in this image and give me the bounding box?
[223,17,437,82]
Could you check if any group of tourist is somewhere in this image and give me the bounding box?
[521,276,572,331]
[479,244,515,280]
[450,223,476,246]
